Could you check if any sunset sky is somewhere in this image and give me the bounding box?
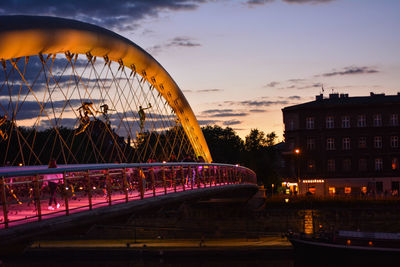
[1,0,399,140]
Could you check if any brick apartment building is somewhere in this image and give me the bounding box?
[281,92,400,196]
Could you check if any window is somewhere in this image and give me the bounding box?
[391,136,399,148]
[343,159,352,172]
[359,137,367,148]
[326,138,335,150]
[342,137,351,150]
[359,158,367,172]
[345,187,351,194]
[328,187,336,195]
[392,158,399,170]
[390,114,399,126]
[392,182,399,196]
[373,114,382,127]
[375,158,383,171]
[327,159,335,172]
[374,136,382,149]
[306,138,316,150]
[342,116,350,128]
[287,120,294,131]
[326,116,334,129]
[306,117,315,129]
[357,115,366,127]
[376,182,383,193]
[307,160,316,172]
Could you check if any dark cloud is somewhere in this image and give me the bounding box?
[168,37,201,47]
[225,100,288,107]
[297,83,323,90]
[0,1,208,31]
[320,66,379,77]
[183,89,223,93]
[196,89,223,93]
[197,119,219,126]
[283,0,335,4]
[287,78,305,83]
[202,109,233,114]
[0,99,101,120]
[246,0,274,6]
[223,120,241,126]
[148,36,201,54]
[264,81,280,88]
[287,95,301,99]
[201,109,248,118]
[249,109,267,113]
[246,0,334,5]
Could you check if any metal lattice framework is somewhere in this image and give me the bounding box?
[0,15,212,165]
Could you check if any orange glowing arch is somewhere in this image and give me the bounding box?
[0,15,211,162]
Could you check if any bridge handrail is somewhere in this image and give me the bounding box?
[0,163,256,180]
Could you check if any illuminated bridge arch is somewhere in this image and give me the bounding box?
[0,15,211,164]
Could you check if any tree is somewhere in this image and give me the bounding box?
[202,125,244,164]
[243,129,279,186]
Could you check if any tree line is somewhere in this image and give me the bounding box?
[202,125,280,186]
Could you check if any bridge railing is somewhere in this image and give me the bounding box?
[0,163,256,229]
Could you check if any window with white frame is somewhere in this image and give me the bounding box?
[357,115,366,127]
[359,158,367,172]
[358,137,367,148]
[306,117,315,129]
[326,138,335,150]
[327,159,335,172]
[374,136,382,148]
[390,114,399,126]
[375,158,383,171]
[343,159,351,172]
[306,138,316,150]
[373,114,382,127]
[342,116,350,128]
[342,137,351,150]
[391,136,399,148]
[326,116,334,129]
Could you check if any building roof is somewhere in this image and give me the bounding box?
[282,92,400,111]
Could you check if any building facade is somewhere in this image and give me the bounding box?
[282,92,400,196]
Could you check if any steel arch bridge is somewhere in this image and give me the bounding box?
[0,15,211,165]
[0,16,258,235]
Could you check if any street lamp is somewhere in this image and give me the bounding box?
[294,148,301,191]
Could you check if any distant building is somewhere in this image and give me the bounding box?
[281,92,400,196]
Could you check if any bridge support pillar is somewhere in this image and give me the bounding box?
[0,177,8,228]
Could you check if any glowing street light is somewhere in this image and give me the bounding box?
[294,148,300,154]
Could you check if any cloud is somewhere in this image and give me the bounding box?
[283,0,335,4]
[287,78,305,83]
[183,88,223,93]
[201,109,248,117]
[225,100,288,107]
[246,0,334,5]
[249,109,267,113]
[297,83,323,90]
[320,66,379,77]
[197,119,219,125]
[287,95,301,99]
[148,36,201,54]
[0,99,102,120]
[223,120,241,126]
[264,81,280,88]
[196,89,223,93]
[246,0,274,6]
[0,1,208,31]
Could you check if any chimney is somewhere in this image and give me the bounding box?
[316,94,323,101]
